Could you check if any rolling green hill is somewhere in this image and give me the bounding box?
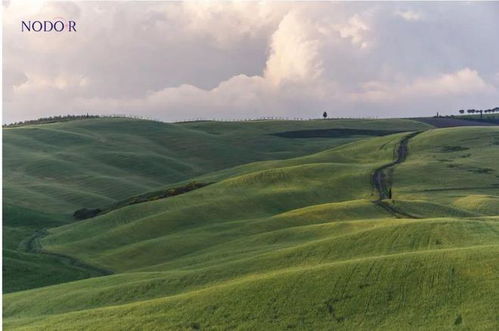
[3,117,430,214]
[393,127,499,214]
[3,120,498,330]
[3,117,430,292]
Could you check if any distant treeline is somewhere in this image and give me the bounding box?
[6,110,497,129]
[458,107,499,115]
[2,114,166,128]
[175,116,382,123]
[3,114,387,128]
[453,107,499,124]
[3,114,102,128]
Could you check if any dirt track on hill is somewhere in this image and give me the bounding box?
[22,229,113,276]
[372,132,421,218]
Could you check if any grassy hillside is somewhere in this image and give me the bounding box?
[39,133,405,271]
[3,117,430,292]
[3,205,107,293]
[393,127,499,214]
[4,117,429,215]
[5,243,498,330]
[4,125,498,330]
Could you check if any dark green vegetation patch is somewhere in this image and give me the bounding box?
[74,182,211,220]
[271,128,405,138]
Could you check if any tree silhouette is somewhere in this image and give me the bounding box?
[323,112,328,119]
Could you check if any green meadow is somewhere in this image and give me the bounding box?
[3,118,498,330]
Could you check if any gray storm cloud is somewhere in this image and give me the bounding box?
[3,1,499,123]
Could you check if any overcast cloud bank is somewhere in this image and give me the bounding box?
[3,1,499,123]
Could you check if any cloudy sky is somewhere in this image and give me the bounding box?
[3,1,499,123]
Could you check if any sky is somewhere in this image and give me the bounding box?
[3,1,499,123]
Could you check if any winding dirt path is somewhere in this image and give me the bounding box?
[21,228,113,276]
[372,132,421,218]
